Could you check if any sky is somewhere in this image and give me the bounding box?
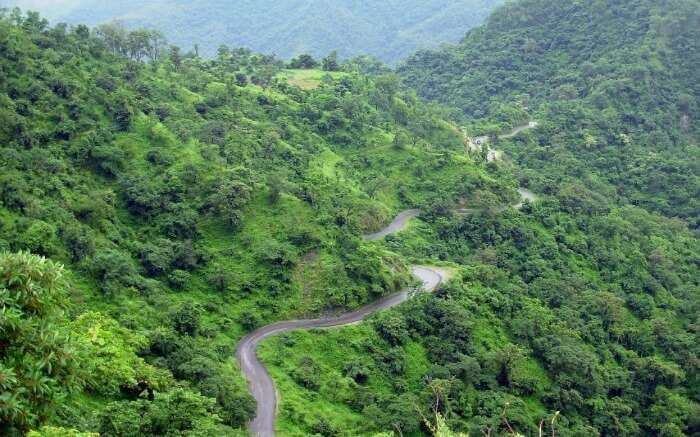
[1,0,82,19]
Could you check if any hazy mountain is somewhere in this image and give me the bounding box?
[1,0,504,62]
[400,0,700,222]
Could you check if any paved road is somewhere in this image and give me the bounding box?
[363,209,421,240]
[499,121,539,139]
[236,206,444,437]
[466,121,539,162]
[236,185,537,437]
[237,266,445,437]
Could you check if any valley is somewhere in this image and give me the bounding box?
[1,1,698,436]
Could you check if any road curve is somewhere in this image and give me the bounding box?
[499,121,539,139]
[363,209,421,240]
[237,187,536,437]
[236,266,445,437]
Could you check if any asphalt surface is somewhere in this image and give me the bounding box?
[363,209,421,240]
[236,176,537,437]
[499,121,539,139]
[236,208,440,437]
[236,265,445,437]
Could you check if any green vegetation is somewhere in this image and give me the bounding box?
[0,252,80,434]
[0,9,509,435]
[5,0,504,63]
[253,0,700,435]
[277,69,348,91]
[262,192,699,435]
[400,0,700,224]
[1,1,698,436]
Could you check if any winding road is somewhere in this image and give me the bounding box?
[236,266,445,437]
[236,213,447,437]
[236,153,539,436]
[467,121,539,162]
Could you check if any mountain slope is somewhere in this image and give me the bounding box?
[0,10,516,435]
[2,5,699,437]
[400,0,700,223]
[3,0,504,62]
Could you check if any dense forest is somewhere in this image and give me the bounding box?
[257,0,700,436]
[1,1,699,436]
[400,0,700,224]
[0,8,515,436]
[3,0,504,62]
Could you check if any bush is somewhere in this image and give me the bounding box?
[0,252,81,434]
[90,249,139,295]
[90,144,127,177]
[198,375,256,427]
[257,239,298,269]
[138,239,176,277]
[167,269,190,290]
[18,220,58,256]
[343,358,371,384]
[171,303,201,336]
[70,311,170,396]
[291,356,321,390]
[374,313,409,346]
[61,224,95,262]
[98,388,224,436]
[207,266,231,292]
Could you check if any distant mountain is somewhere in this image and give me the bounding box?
[400,0,700,222]
[1,0,504,62]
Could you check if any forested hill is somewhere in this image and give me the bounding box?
[2,6,699,437]
[0,9,514,435]
[2,0,504,62]
[399,0,700,223]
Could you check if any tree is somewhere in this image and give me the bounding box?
[290,53,318,69]
[266,171,289,204]
[96,22,128,56]
[235,73,248,87]
[322,51,340,71]
[207,174,252,229]
[147,30,166,63]
[198,374,255,427]
[169,45,182,69]
[70,312,170,396]
[490,344,526,388]
[18,221,58,256]
[126,29,151,61]
[0,252,81,434]
[98,388,225,435]
[171,302,201,336]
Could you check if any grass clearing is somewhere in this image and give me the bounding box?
[278,69,349,89]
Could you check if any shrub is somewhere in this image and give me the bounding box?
[98,388,224,436]
[138,239,176,277]
[199,375,256,427]
[0,252,81,433]
[291,356,321,390]
[90,249,139,295]
[60,224,95,262]
[18,220,58,256]
[171,303,201,336]
[167,269,190,290]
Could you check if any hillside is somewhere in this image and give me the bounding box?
[0,10,514,435]
[1,5,699,437]
[2,0,504,62]
[399,0,700,223]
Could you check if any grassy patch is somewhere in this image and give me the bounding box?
[278,69,349,90]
